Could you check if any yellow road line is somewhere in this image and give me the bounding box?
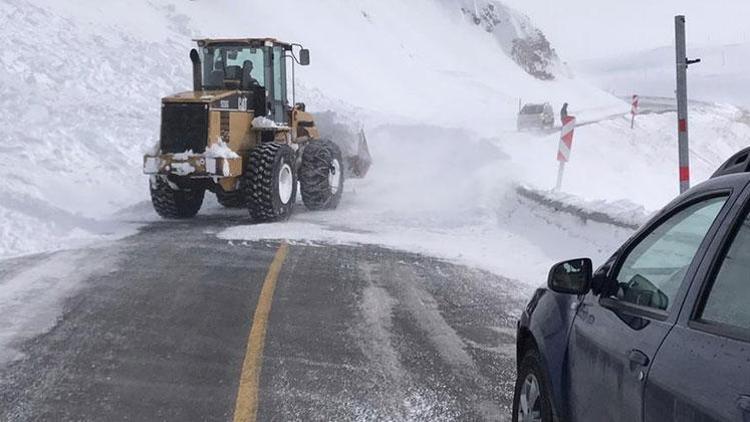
[233,242,289,422]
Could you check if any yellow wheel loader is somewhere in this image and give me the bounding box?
[143,38,355,220]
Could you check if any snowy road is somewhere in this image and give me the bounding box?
[0,214,526,421]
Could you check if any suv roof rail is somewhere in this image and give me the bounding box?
[712,146,750,179]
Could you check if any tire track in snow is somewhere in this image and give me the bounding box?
[355,260,506,421]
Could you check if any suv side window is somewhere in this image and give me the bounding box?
[612,197,727,311]
[699,212,750,330]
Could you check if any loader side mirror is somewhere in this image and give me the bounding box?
[299,49,310,66]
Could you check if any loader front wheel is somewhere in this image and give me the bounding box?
[245,142,297,222]
[300,139,344,210]
[149,176,204,219]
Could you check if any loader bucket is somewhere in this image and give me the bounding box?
[313,111,373,178]
[346,130,372,178]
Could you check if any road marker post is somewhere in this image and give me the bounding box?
[631,94,639,129]
[675,15,701,193]
[554,115,576,191]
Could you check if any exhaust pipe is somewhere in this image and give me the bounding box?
[190,49,202,91]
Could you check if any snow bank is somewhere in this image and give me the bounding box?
[500,104,750,210]
[0,0,191,258]
[516,186,650,229]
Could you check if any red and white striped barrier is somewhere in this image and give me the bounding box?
[679,117,690,189]
[555,115,576,190]
[631,94,639,129]
[557,116,576,162]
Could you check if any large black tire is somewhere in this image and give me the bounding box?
[149,176,204,219]
[512,349,554,422]
[216,186,246,208]
[299,139,344,211]
[245,142,297,222]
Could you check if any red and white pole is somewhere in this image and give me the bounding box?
[555,115,576,191]
[630,94,639,129]
[675,16,700,193]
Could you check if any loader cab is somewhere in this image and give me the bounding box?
[195,38,306,124]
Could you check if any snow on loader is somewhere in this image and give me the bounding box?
[143,38,368,220]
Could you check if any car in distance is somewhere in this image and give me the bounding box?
[513,147,750,422]
[517,103,554,131]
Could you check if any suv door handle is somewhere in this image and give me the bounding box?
[628,349,650,367]
[738,395,750,412]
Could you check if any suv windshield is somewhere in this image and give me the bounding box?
[521,104,544,114]
[199,46,266,90]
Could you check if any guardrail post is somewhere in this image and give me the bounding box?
[675,15,701,193]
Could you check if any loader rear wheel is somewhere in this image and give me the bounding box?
[149,176,204,219]
[245,142,297,222]
[300,139,344,210]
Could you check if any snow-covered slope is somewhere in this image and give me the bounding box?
[175,0,622,126]
[0,0,190,256]
[0,0,623,259]
[447,0,563,80]
[3,0,748,281]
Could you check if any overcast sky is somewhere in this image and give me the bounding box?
[500,0,750,61]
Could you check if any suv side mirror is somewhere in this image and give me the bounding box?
[548,258,592,295]
[299,49,310,66]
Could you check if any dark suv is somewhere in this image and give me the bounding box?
[513,148,750,422]
[517,103,555,131]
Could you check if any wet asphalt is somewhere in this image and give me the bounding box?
[0,213,527,421]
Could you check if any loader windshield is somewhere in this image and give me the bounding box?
[200,46,266,90]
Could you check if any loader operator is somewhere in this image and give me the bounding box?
[241,60,260,89]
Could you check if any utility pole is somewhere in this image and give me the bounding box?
[675,15,701,194]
